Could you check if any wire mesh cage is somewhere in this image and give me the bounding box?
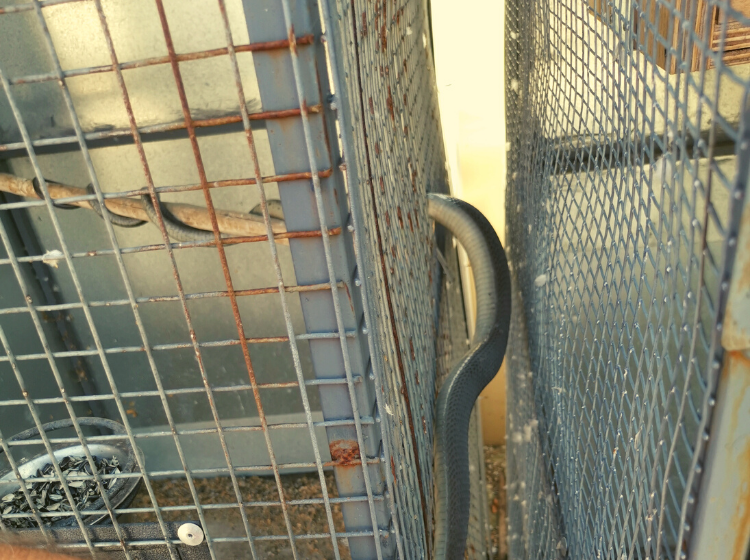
[0,0,490,559]
[504,0,750,556]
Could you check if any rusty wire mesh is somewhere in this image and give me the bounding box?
[504,0,750,556]
[0,0,484,559]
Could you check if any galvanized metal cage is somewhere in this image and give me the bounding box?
[504,0,750,556]
[0,0,490,559]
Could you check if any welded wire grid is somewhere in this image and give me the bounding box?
[323,0,454,557]
[505,0,750,556]
[0,0,406,558]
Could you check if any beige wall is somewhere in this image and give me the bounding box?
[431,1,507,444]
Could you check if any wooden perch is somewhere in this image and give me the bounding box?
[0,173,287,240]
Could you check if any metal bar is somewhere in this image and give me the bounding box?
[316,0,404,555]
[151,2,301,557]
[1,416,377,444]
[0,329,358,362]
[0,0,84,15]
[1,494,386,517]
[213,0,349,557]
[0,375,364,406]
[50,530,387,550]
[0,11,169,557]
[0,170,333,209]
[0,195,107,419]
[0,426,52,536]
[0,281,337,314]
[687,97,750,560]
[6,35,315,86]
[0,106,322,160]
[276,7,384,559]
[3,0,219,555]
[0,226,342,265]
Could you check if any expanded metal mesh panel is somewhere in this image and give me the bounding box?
[0,0,481,559]
[504,0,750,556]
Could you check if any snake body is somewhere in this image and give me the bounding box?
[428,194,511,560]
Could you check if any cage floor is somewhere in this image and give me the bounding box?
[119,473,351,560]
[484,445,507,560]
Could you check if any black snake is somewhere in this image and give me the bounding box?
[428,194,511,560]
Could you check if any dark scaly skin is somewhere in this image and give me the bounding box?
[87,184,146,228]
[431,196,511,560]
[141,193,215,242]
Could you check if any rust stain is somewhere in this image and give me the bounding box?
[724,197,750,349]
[391,245,397,259]
[287,25,297,54]
[381,23,388,52]
[403,92,408,107]
[396,208,403,229]
[390,456,397,480]
[403,59,407,74]
[375,142,380,156]
[349,2,430,554]
[407,211,414,232]
[731,437,750,560]
[409,338,415,360]
[404,125,408,137]
[385,210,391,227]
[726,351,750,560]
[361,12,368,36]
[379,177,385,194]
[329,440,361,466]
[369,96,374,115]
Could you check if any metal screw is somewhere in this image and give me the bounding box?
[178,523,204,546]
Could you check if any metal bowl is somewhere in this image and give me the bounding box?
[0,418,142,527]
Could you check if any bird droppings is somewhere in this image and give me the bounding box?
[41,250,64,268]
[534,274,548,287]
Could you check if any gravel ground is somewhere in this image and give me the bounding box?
[120,446,507,560]
[120,473,350,560]
[484,445,507,560]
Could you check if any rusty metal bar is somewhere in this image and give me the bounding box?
[6,35,316,87]
[0,169,333,207]
[0,328,358,363]
[151,2,298,557]
[0,281,337,315]
[0,376,365,408]
[213,0,353,558]
[0,105,322,159]
[271,7,386,559]
[0,226,342,266]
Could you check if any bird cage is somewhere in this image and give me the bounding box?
[504,0,750,556]
[0,0,492,559]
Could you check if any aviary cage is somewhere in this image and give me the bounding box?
[505,0,750,556]
[0,0,491,559]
